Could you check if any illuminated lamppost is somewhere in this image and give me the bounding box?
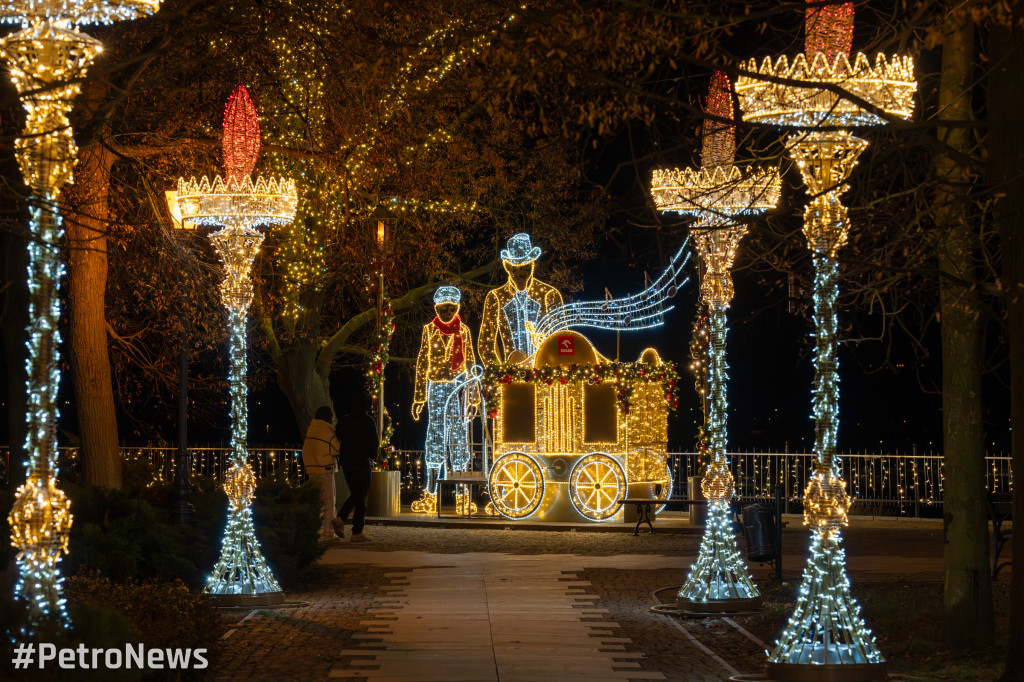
[165,190,195,524]
[176,85,297,605]
[651,72,780,614]
[1,0,161,631]
[734,2,916,679]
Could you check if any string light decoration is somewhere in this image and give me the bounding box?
[365,279,396,453]
[222,85,261,182]
[248,9,519,323]
[651,72,780,613]
[735,3,916,678]
[485,332,673,521]
[479,233,564,365]
[532,241,691,340]
[176,85,297,605]
[1,0,161,633]
[734,2,914,129]
[412,287,477,495]
[688,303,711,467]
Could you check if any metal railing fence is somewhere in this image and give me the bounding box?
[0,447,1011,516]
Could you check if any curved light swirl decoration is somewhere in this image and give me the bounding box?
[735,3,916,679]
[176,85,296,605]
[651,72,780,613]
[1,0,161,633]
[532,242,690,340]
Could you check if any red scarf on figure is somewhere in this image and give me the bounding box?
[432,314,465,372]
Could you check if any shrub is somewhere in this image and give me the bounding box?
[63,483,213,588]
[251,475,326,585]
[64,575,221,672]
[0,576,218,682]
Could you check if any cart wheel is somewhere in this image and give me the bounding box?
[488,453,545,519]
[570,454,625,520]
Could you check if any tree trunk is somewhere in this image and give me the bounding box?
[275,339,333,436]
[934,6,994,649]
[992,3,1024,678]
[64,144,122,488]
[1,220,30,489]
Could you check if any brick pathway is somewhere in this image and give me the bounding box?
[212,522,946,681]
[331,559,663,681]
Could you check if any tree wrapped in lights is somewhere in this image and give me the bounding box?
[651,72,780,613]
[1,0,161,632]
[176,85,297,605]
[735,2,916,678]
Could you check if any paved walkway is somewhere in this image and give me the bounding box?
[330,556,664,681]
[213,522,950,681]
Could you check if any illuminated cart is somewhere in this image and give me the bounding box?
[486,331,674,522]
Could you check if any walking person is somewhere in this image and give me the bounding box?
[332,389,378,542]
[302,405,340,540]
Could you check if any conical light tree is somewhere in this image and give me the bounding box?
[1,0,161,633]
[176,85,297,605]
[735,2,916,679]
[651,72,780,613]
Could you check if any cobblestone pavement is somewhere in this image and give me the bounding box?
[211,522,945,681]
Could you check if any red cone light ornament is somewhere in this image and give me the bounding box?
[223,85,261,182]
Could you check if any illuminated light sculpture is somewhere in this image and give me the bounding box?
[652,72,780,614]
[735,3,916,678]
[1,0,161,632]
[479,233,563,366]
[176,85,297,605]
[484,332,675,522]
[412,286,477,499]
[532,241,690,340]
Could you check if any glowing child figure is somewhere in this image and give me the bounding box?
[479,233,563,366]
[413,286,477,493]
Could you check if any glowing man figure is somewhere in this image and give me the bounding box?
[413,286,477,494]
[479,233,563,365]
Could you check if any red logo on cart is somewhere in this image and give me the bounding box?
[558,335,575,355]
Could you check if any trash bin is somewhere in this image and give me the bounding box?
[687,476,708,527]
[741,503,777,563]
[367,470,400,517]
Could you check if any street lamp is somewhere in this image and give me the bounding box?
[176,84,297,605]
[651,71,780,614]
[165,189,194,524]
[735,2,916,679]
[1,0,161,632]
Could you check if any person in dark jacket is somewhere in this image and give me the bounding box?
[332,389,378,542]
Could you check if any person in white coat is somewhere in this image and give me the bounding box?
[302,405,340,539]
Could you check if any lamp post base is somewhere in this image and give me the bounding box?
[676,595,763,614]
[763,662,887,682]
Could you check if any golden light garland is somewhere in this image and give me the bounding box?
[734,51,916,128]
[486,332,672,521]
